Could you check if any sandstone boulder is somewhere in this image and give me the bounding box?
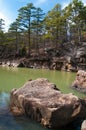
[72,70,86,93]
[10,78,86,128]
[81,120,86,130]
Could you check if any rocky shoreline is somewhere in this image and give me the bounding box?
[0,57,78,72]
[0,42,86,71]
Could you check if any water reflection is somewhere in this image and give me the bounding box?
[0,92,10,107]
[0,92,80,130]
[0,92,49,130]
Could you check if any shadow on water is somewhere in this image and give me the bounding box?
[0,92,81,130]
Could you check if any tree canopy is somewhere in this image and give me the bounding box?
[0,0,86,55]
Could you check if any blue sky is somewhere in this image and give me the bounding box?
[0,0,86,31]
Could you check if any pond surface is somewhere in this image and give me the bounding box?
[0,67,85,130]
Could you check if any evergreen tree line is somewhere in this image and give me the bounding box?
[0,0,86,57]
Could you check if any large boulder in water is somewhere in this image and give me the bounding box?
[72,70,86,93]
[10,78,86,128]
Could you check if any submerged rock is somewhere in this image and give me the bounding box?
[10,78,86,128]
[72,70,86,93]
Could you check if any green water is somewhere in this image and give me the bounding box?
[0,66,85,130]
[0,66,85,97]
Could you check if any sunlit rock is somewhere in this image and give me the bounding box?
[72,70,86,93]
[10,78,86,128]
[81,120,86,130]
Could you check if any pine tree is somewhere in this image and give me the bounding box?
[18,3,35,56]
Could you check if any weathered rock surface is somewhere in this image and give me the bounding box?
[0,42,86,71]
[81,120,86,130]
[72,70,86,93]
[10,78,86,128]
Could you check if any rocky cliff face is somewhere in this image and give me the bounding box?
[10,78,86,128]
[0,42,86,71]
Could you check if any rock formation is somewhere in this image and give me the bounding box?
[0,42,86,71]
[72,70,86,93]
[10,78,86,128]
[81,120,86,130]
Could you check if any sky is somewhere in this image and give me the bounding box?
[0,0,86,32]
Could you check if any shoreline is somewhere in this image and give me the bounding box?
[0,57,78,72]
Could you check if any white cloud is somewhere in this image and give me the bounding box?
[62,0,71,9]
[35,0,47,6]
[82,0,86,5]
[0,12,12,32]
[62,2,69,9]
